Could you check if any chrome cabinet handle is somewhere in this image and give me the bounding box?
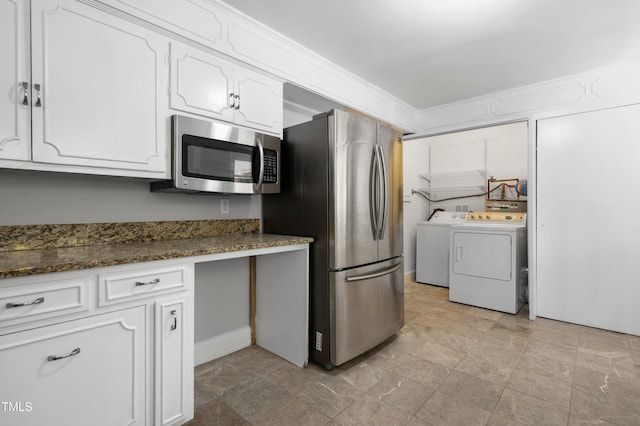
[135,278,160,286]
[235,94,240,110]
[21,82,29,105]
[48,347,81,362]
[170,309,177,331]
[229,93,236,109]
[6,297,45,309]
[34,83,42,107]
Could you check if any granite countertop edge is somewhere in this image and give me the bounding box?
[0,233,314,280]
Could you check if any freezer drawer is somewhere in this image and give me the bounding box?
[329,258,404,366]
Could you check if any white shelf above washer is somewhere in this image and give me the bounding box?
[419,170,487,182]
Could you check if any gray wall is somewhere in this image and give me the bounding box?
[0,169,260,225]
[194,258,249,342]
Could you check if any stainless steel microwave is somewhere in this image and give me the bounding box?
[151,115,280,194]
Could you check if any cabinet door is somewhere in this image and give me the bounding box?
[0,306,147,425]
[30,0,169,176]
[0,0,29,160]
[155,297,193,425]
[233,66,283,135]
[170,42,234,122]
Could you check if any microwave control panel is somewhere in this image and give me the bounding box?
[263,149,278,183]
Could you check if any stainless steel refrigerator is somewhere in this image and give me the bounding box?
[263,109,404,369]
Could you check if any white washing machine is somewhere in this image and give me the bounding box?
[416,211,467,287]
[449,212,527,313]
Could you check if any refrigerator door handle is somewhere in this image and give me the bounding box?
[369,148,379,240]
[377,145,389,240]
[345,262,403,282]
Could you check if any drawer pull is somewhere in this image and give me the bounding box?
[135,278,160,287]
[47,347,81,362]
[6,297,45,309]
[170,309,177,331]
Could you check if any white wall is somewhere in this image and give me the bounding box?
[403,121,528,274]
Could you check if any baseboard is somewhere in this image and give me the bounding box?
[194,326,251,366]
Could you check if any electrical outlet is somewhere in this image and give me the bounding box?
[220,199,229,214]
[315,332,322,351]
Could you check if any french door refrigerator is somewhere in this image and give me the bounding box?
[263,109,404,369]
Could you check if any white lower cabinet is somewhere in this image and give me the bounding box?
[0,262,194,426]
[155,297,193,426]
[0,306,147,425]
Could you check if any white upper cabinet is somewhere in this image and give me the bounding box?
[170,42,283,136]
[29,0,169,176]
[170,43,235,123]
[233,66,283,136]
[0,0,30,161]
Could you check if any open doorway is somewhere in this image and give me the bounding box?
[402,121,528,275]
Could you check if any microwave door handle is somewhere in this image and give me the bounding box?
[253,138,265,193]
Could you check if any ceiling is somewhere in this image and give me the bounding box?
[222,0,640,110]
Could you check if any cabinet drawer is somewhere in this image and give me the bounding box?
[0,306,146,426]
[99,265,188,306]
[0,277,90,329]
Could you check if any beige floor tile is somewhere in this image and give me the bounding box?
[486,412,527,425]
[525,336,578,366]
[189,280,640,425]
[219,377,292,422]
[438,370,503,412]
[506,367,572,408]
[415,391,492,426]
[493,388,569,426]
[185,398,249,426]
[375,346,451,385]
[293,371,364,418]
[568,412,617,425]
[570,380,640,425]
[454,346,522,385]
[366,371,437,416]
[331,356,388,393]
[250,396,329,426]
[333,394,413,426]
[515,351,574,383]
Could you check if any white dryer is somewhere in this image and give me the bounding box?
[449,212,527,313]
[416,211,467,287]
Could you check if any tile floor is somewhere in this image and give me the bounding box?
[186,276,640,425]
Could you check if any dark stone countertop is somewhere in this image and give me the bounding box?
[0,233,313,280]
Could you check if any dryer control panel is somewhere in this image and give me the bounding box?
[466,212,526,223]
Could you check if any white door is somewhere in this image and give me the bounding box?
[537,104,640,335]
[170,42,234,122]
[155,297,193,426]
[451,231,513,280]
[0,0,29,160]
[30,0,168,175]
[233,66,282,135]
[0,306,147,425]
